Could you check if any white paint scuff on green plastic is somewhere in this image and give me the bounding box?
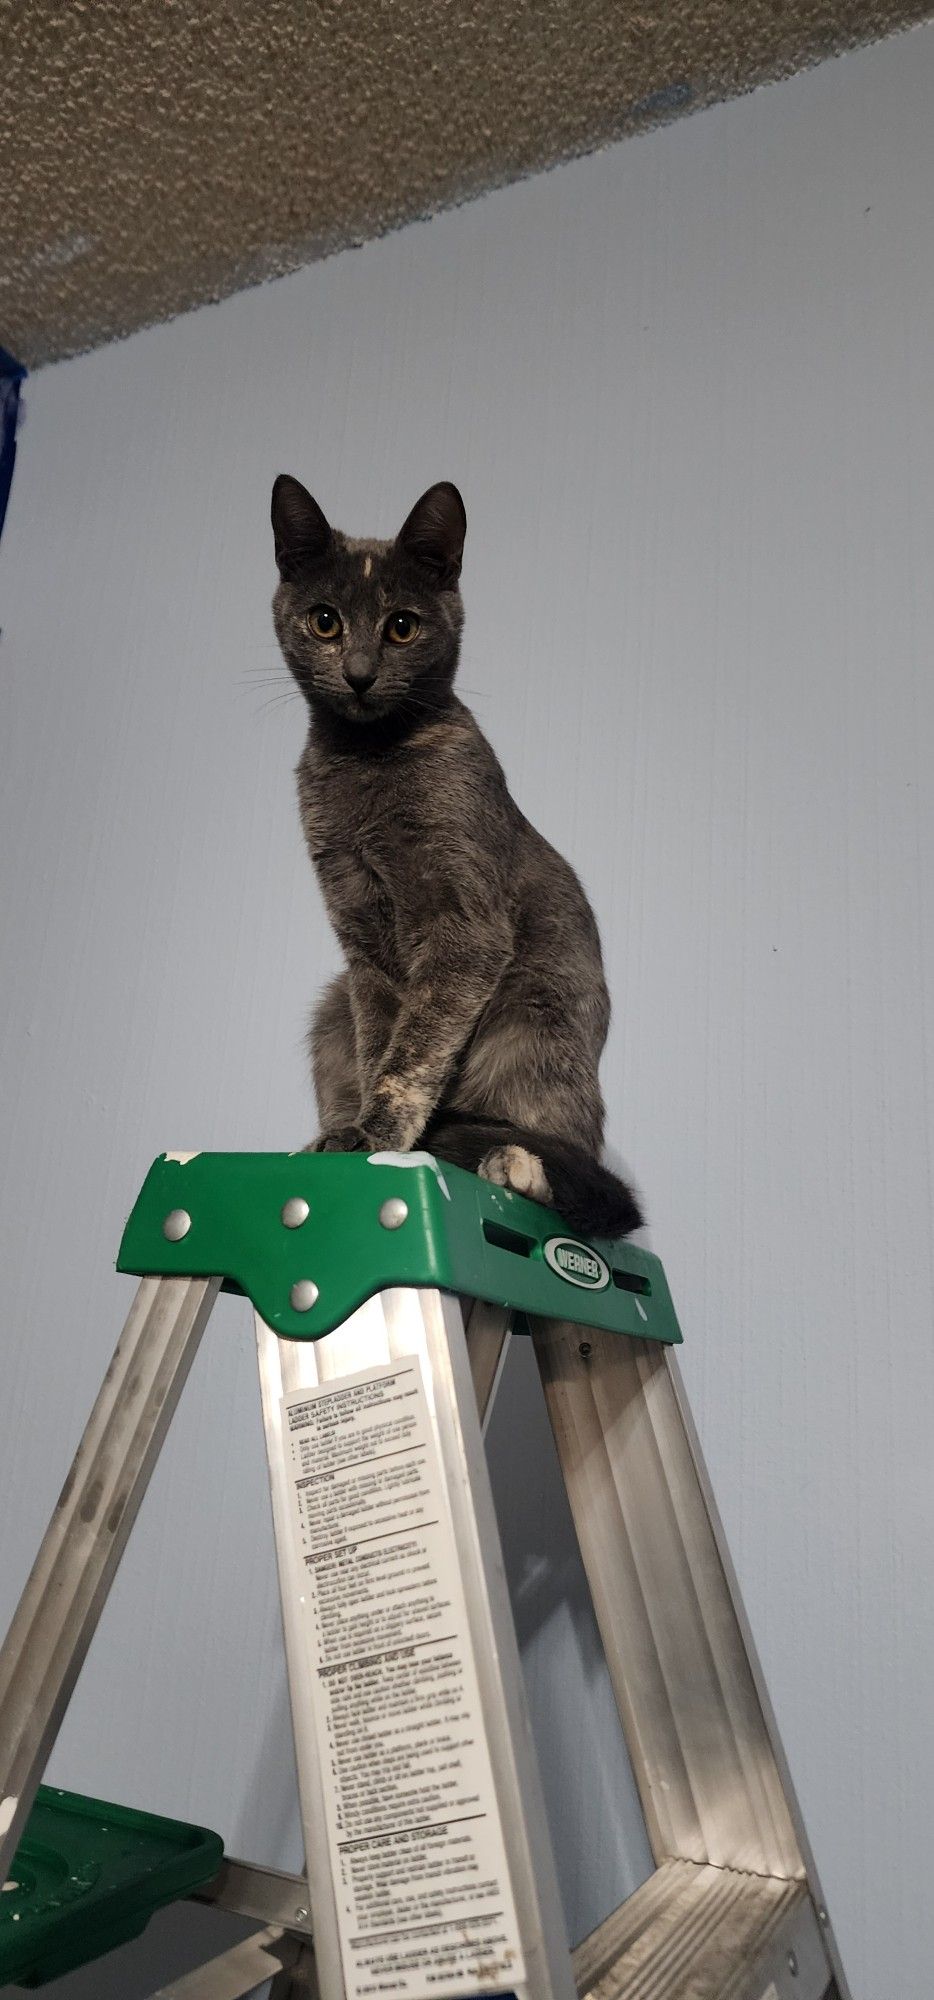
[367,1150,451,1199]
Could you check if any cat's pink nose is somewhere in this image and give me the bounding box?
[343,657,377,692]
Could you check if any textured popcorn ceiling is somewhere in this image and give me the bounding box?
[2,0,929,369]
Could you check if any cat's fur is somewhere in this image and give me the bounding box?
[271,474,643,1238]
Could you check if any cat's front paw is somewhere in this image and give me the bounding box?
[308,1124,380,1155]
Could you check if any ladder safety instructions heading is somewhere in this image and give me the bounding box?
[282,1358,526,1999]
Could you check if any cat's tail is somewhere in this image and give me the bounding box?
[423,1113,644,1241]
[522,1132,644,1239]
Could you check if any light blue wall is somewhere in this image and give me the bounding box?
[2,24,933,1994]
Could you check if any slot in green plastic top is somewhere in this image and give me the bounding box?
[117,1150,682,1344]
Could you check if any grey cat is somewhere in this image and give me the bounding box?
[271,474,643,1239]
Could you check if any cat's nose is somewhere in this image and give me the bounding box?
[343,657,378,692]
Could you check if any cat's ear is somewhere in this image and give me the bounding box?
[395,483,466,587]
[271,475,332,578]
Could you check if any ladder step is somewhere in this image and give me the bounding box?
[572,1858,830,2000]
[0,1785,223,1989]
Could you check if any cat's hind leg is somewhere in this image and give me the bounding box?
[422,1114,553,1202]
[424,1111,642,1238]
[476,1142,554,1204]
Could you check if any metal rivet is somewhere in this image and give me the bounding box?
[162,1209,191,1242]
[294,1905,309,1922]
[787,1949,799,1977]
[281,1197,310,1229]
[818,1908,828,1926]
[379,1197,409,1230]
[578,1341,592,1358]
[290,1280,319,1312]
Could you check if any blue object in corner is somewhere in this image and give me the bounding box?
[0,344,27,546]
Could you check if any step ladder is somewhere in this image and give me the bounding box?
[0,1151,850,2000]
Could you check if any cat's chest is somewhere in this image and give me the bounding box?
[301,767,397,875]
[299,760,414,954]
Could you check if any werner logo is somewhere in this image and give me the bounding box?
[544,1236,610,1291]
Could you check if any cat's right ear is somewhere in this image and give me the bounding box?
[271,475,332,579]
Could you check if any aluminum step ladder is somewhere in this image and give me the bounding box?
[0,1151,850,2000]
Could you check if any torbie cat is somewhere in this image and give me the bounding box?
[271,475,643,1239]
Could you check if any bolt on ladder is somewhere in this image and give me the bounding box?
[0,1152,850,2000]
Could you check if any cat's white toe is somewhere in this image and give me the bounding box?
[479,1144,553,1205]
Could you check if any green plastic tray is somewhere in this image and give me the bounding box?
[0,1786,224,1988]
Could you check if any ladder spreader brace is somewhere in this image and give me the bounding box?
[0,1153,850,2000]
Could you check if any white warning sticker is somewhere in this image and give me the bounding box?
[282,1356,525,1999]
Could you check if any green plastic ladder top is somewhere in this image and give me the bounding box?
[0,1786,224,1988]
[117,1151,682,1345]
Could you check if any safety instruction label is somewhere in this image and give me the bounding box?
[282,1356,525,1998]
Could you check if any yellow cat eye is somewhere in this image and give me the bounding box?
[385,611,420,646]
[307,604,343,640]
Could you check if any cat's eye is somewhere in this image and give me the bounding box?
[307,604,343,640]
[385,611,420,646]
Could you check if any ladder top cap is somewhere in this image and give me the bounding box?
[117,1151,682,1344]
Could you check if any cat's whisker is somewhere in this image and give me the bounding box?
[255,692,303,713]
[238,679,302,698]
[239,669,296,685]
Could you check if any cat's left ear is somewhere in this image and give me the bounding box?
[396,483,466,588]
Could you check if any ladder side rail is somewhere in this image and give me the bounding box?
[256,1286,577,2000]
[389,1286,576,2000]
[254,1300,383,2000]
[664,1350,851,2000]
[0,1274,221,1882]
[530,1321,803,1878]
